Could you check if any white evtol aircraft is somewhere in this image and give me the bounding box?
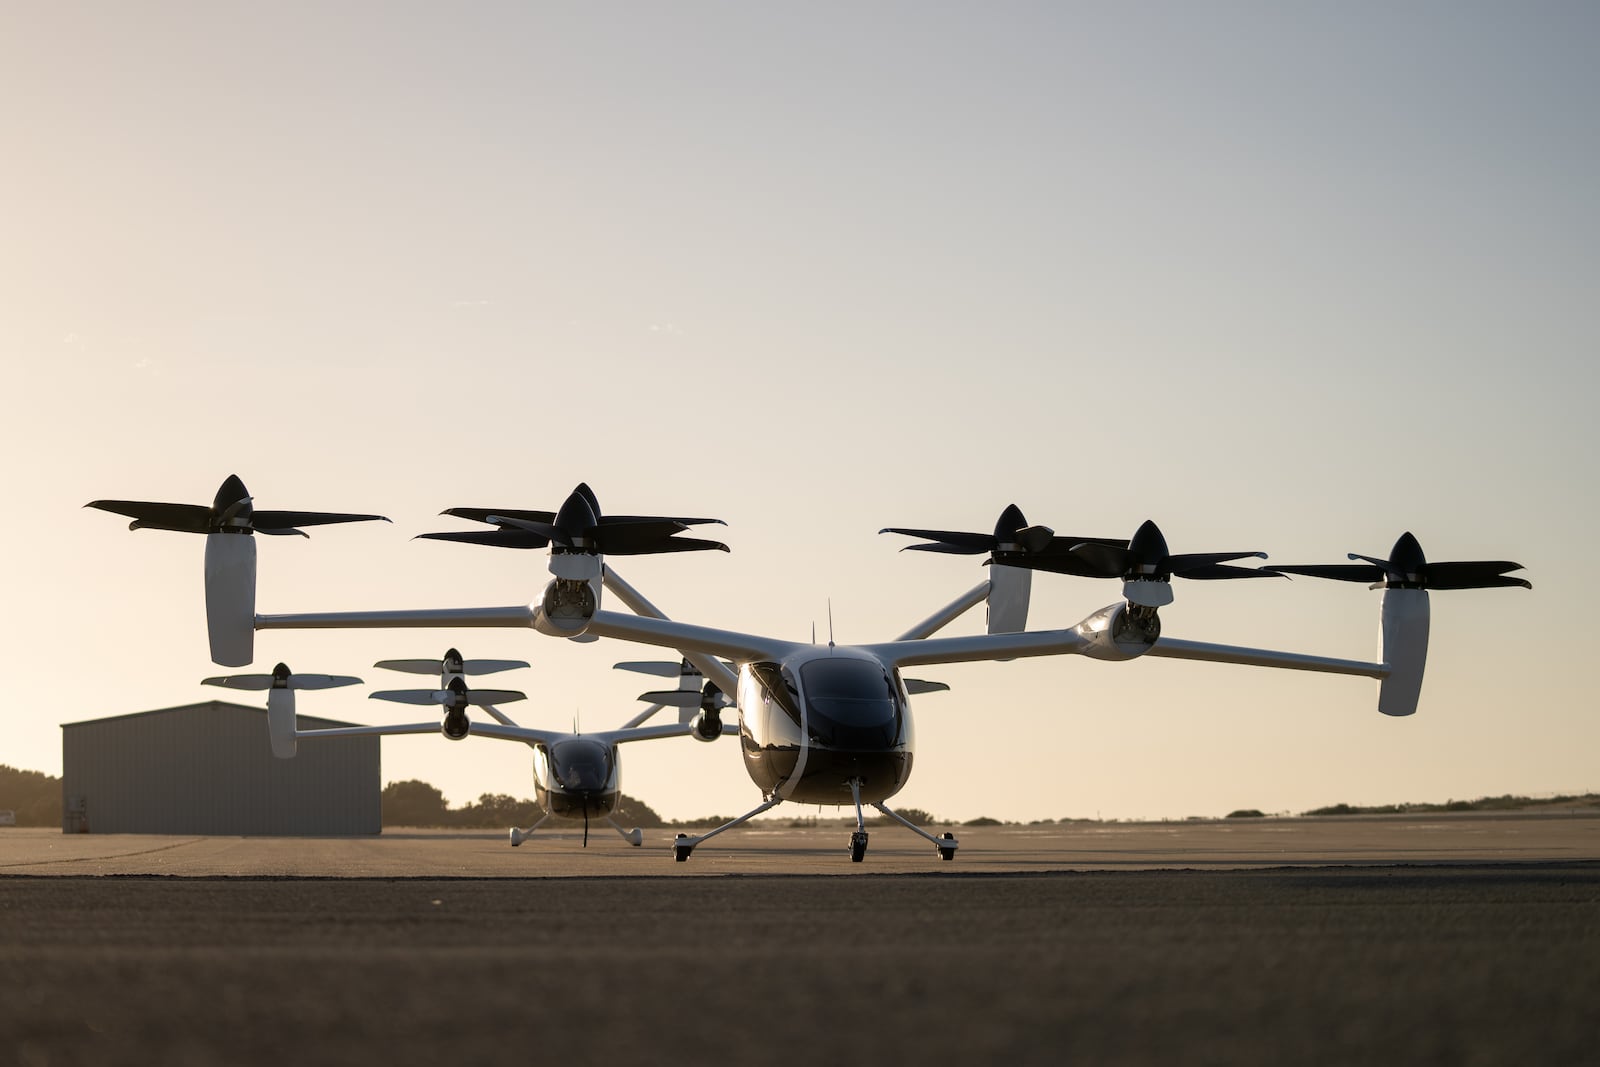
[202,649,728,846]
[95,477,1530,863]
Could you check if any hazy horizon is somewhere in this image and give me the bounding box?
[9,755,1592,826]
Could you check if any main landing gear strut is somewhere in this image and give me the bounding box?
[509,814,645,848]
[849,779,959,863]
[667,786,960,864]
[672,794,786,861]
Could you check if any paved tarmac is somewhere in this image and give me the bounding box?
[4,809,1597,876]
[4,815,1598,1066]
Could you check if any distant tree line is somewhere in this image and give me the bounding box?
[5,766,1595,830]
[0,765,62,826]
[1300,793,1599,816]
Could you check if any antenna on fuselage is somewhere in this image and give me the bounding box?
[828,599,835,650]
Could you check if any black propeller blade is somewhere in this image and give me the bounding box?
[368,675,527,741]
[87,474,389,537]
[420,482,728,555]
[1275,532,1530,590]
[374,647,529,677]
[1066,520,1279,582]
[881,503,1127,576]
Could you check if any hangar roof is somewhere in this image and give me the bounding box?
[62,699,361,731]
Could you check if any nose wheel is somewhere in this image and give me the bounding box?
[847,779,873,862]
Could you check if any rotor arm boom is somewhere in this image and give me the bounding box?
[600,566,741,694]
[894,581,992,641]
[476,703,520,727]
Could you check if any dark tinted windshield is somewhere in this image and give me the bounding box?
[548,738,614,790]
[799,659,900,735]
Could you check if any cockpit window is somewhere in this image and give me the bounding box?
[547,737,614,790]
[800,659,902,716]
[799,659,901,736]
[748,661,803,727]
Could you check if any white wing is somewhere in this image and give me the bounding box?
[258,605,535,630]
[581,610,798,666]
[1142,638,1384,678]
[298,721,569,745]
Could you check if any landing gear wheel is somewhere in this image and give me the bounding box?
[673,833,694,863]
[938,832,956,862]
[849,831,869,863]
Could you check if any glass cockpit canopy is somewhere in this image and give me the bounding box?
[797,658,904,748]
[547,736,615,791]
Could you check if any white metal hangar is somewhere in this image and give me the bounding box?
[60,700,380,835]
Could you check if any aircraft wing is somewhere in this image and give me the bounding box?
[863,629,1091,668]
[1141,638,1385,678]
[255,604,788,669]
[257,605,536,631]
[295,723,443,739]
[865,629,1387,679]
[467,722,567,745]
[580,610,799,666]
[295,721,567,745]
[591,723,704,745]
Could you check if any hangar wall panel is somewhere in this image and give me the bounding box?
[61,701,380,835]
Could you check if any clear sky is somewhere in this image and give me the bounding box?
[3,2,1595,823]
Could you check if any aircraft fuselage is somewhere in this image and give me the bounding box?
[735,646,915,806]
[532,735,622,819]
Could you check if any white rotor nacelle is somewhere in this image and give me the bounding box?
[533,576,602,637]
[1074,602,1162,662]
[201,663,363,758]
[206,533,257,667]
[985,563,1033,634]
[1377,588,1429,717]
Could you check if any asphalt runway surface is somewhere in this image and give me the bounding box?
[4,817,1598,1066]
